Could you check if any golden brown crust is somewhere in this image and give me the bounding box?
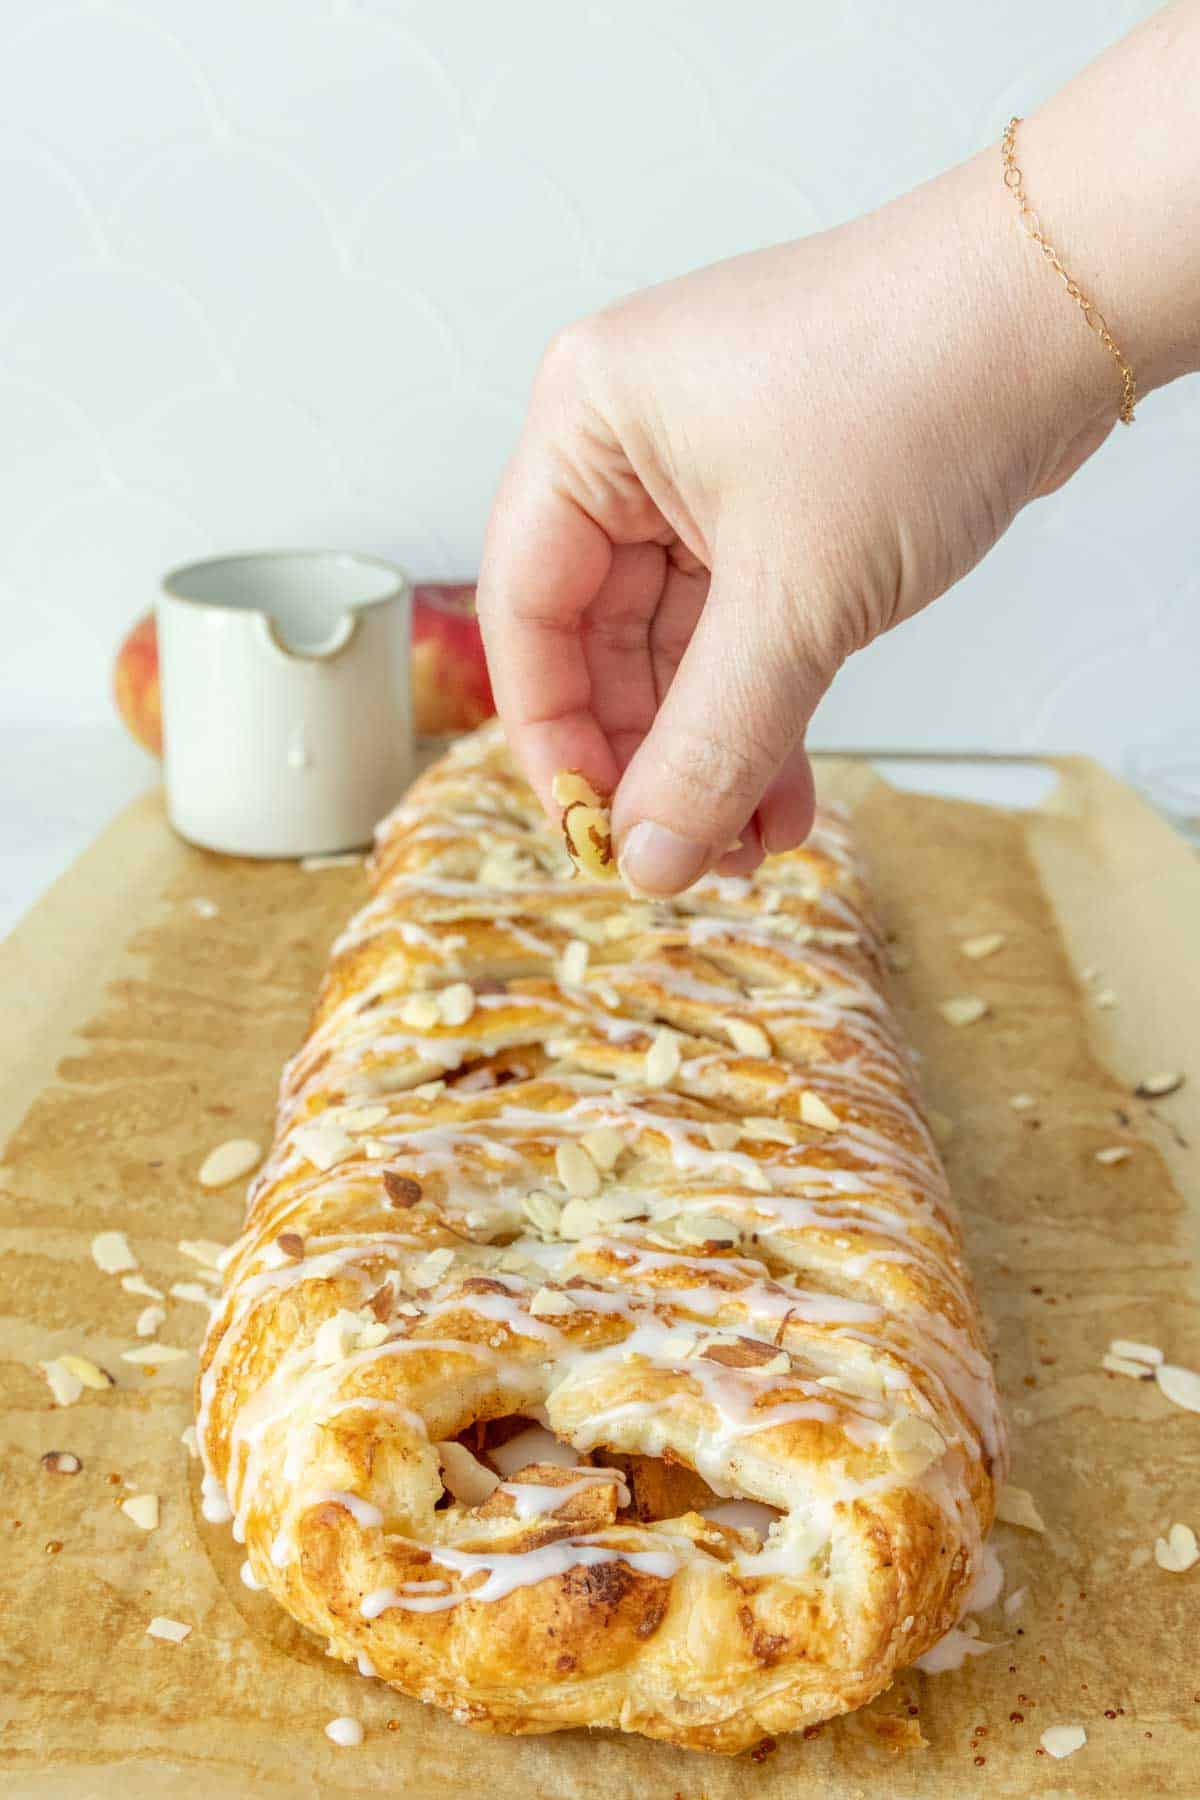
[196,720,1005,1753]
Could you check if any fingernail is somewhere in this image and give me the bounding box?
[618,821,709,895]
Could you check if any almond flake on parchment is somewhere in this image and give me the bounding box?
[41,1450,82,1474]
[960,932,1006,960]
[1109,1338,1163,1366]
[146,1616,191,1642]
[58,1353,113,1389]
[197,1138,262,1189]
[170,1281,215,1306]
[121,1274,164,1300]
[939,995,988,1028]
[177,1239,229,1270]
[40,1361,83,1407]
[1135,1072,1185,1099]
[121,1494,159,1530]
[120,1344,190,1366]
[1156,1362,1200,1414]
[1095,1146,1131,1166]
[1153,1523,1198,1573]
[91,1231,137,1274]
[135,1305,165,1338]
[1103,1353,1155,1379]
[1040,1724,1086,1760]
[995,1483,1046,1532]
[180,1426,199,1458]
[1009,1093,1037,1112]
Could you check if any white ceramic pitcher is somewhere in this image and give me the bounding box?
[158,550,412,857]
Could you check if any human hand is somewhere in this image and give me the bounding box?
[477,28,1196,895]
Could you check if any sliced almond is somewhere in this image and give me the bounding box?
[1109,1338,1163,1366]
[558,939,590,985]
[558,1197,602,1241]
[551,769,605,811]
[91,1231,137,1275]
[723,1016,771,1059]
[292,1116,356,1172]
[995,1483,1045,1532]
[939,995,988,1028]
[1094,988,1117,1009]
[580,1125,624,1172]
[522,1191,563,1237]
[198,1138,261,1189]
[1156,1362,1200,1414]
[799,1090,840,1132]
[961,932,1006,960]
[120,1344,189,1365]
[339,1104,389,1131]
[562,801,615,879]
[412,1247,455,1290]
[177,1238,229,1270]
[1102,1353,1154,1378]
[702,1121,742,1151]
[1095,1146,1131,1166]
[180,1425,199,1459]
[1135,1072,1185,1099]
[40,1360,84,1407]
[529,1287,577,1319]
[41,1448,83,1475]
[146,1616,191,1642]
[58,1353,113,1389]
[170,1281,215,1306]
[1154,1522,1198,1573]
[136,1305,165,1338]
[886,1413,946,1477]
[437,1440,500,1507]
[121,1274,164,1300]
[121,1493,159,1530]
[438,982,476,1028]
[554,1141,601,1199]
[743,1116,797,1145]
[675,1214,739,1249]
[399,993,441,1031]
[1040,1725,1086,1761]
[644,1027,681,1088]
[1009,1093,1037,1112]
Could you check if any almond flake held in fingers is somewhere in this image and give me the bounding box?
[146,1616,191,1642]
[552,769,605,811]
[995,1483,1045,1532]
[800,1091,840,1132]
[91,1231,137,1274]
[121,1493,159,1530]
[198,1138,262,1189]
[1156,1362,1200,1413]
[562,802,615,880]
[939,995,988,1028]
[1154,1522,1198,1572]
[960,932,1006,960]
[1109,1338,1163,1366]
[1135,1072,1185,1099]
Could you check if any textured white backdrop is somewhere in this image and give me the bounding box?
[2,0,1196,766]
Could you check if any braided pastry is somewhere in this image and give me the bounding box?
[196,722,1005,1754]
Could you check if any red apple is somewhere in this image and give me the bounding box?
[411,582,494,737]
[113,611,163,756]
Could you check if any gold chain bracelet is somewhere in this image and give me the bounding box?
[1001,116,1136,425]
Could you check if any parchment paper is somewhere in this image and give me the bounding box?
[2,757,1197,1798]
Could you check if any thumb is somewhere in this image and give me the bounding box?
[610,560,830,895]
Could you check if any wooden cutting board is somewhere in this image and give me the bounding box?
[2,757,1198,1798]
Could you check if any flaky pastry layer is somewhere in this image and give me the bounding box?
[197,722,1005,1753]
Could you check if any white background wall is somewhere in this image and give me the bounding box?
[2,0,1196,767]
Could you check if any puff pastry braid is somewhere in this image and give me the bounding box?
[197,722,1005,1754]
